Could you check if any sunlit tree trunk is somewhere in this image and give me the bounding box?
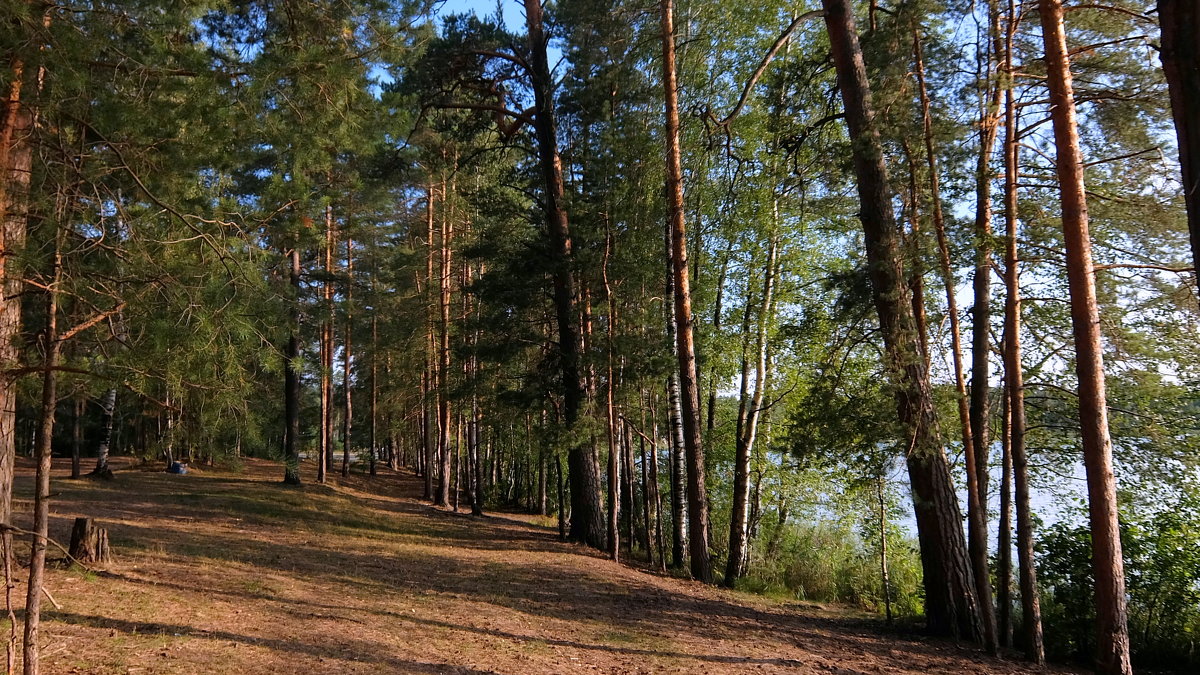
[823,0,980,640]
[423,184,436,500]
[436,171,453,507]
[1037,2,1128,671]
[0,57,32,565]
[342,237,353,477]
[1001,8,1044,659]
[725,236,777,586]
[912,29,996,650]
[661,0,712,584]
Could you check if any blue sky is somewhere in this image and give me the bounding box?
[436,0,527,28]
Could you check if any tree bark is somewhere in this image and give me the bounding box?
[0,56,32,543]
[319,205,334,484]
[1037,2,1128,670]
[71,396,82,480]
[822,0,980,640]
[1158,0,1200,303]
[725,236,777,586]
[436,172,453,506]
[89,388,116,475]
[68,518,110,565]
[966,5,1005,654]
[342,237,353,478]
[525,0,604,549]
[283,246,302,485]
[25,221,62,675]
[423,184,436,500]
[604,230,619,562]
[997,387,1014,648]
[1009,74,1048,660]
[913,30,996,651]
[661,0,712,584]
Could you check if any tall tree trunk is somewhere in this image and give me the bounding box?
[1039,2,1130,671]
[705,249,731,434]
[822,0,980,640]
[423,185,436,500]
[912,28,997,649]
[24,221,62,675]
[471,401,483,516]
[661,0,712,584]
[1158,1,1200,303]
[666,373,687,569]
[71,396,82,480]
[637,425,653,563]
[556,453,566,540]
[319,205,334,484]
[664,231,688,570]
[725,236,778,586]
[997,387,1014,648]
[283,246,302,485]
[966,3,1005,654]
[93,388,115,474]
[342,237,353,477]
[1001,10,1044,658]
[436,173,453,506]
[604,229,619,562]
[525,0,604,549]
[877,475,892,624]
[369,310,377,476]
[0,57,32,569]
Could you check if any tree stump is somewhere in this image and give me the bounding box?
[68,517,111,564]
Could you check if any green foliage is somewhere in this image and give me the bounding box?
[1038,493,1200,671]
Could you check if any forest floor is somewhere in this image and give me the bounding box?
[5,457,1062,674]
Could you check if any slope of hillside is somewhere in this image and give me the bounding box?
[10,458,1054,674]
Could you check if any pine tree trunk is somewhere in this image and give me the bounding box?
[823,0,980,640]
[25,222,62,675]
[997,389,1014,648]
[0,57,32,535]
[436,173,453,506]
[966,4,1005,653]
[661,0,712,584]
[1158,0,1200,303]
[604,230,620,561]
[283,246,302,485]
[319,205,335,484]
[471,402,483,516]
[913,29,996,649]
[525,0,604,549]
[423,184,436,500]
[369,313,377,477]
[621,426,637,558]
[1002,8,1045,656]
[637,425,652,563]
[342,238,353,478]
[68,518,110,565]
[1037,3,1129,670]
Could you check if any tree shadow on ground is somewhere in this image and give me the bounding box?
[18,458,1013,673]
